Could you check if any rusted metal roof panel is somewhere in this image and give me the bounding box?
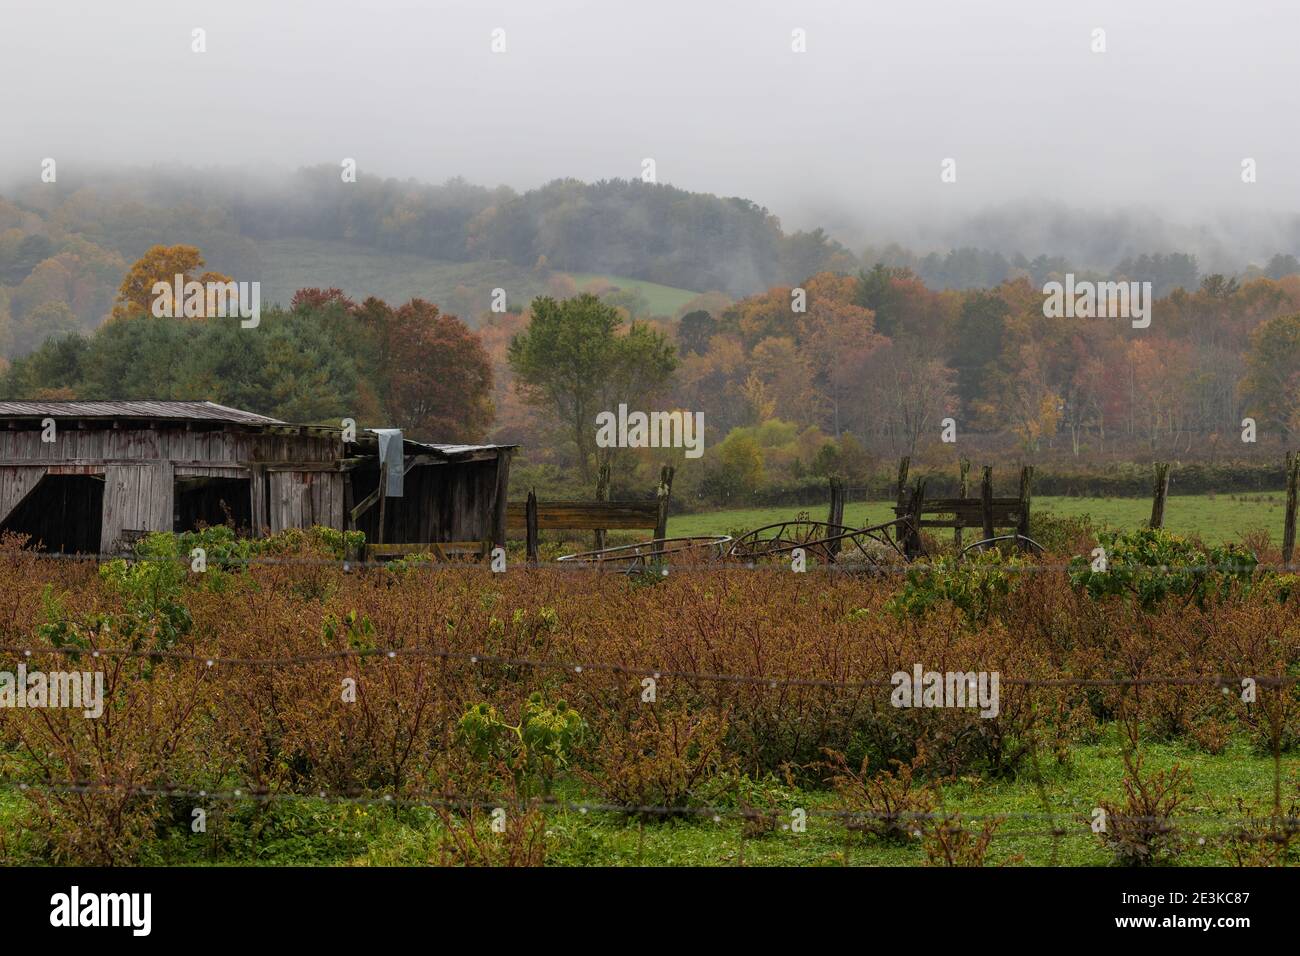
[351,429,516,461]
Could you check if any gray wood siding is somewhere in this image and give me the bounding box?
[0,467,47,524]
[0,427,341,466]
[268,471,344,533]
[100,463,174,552]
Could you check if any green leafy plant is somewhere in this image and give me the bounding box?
[97,556,192,654]
[322,609,377,652]
[886,549,1024,624]
[457,693,586,798]
[1068,528,1257,610]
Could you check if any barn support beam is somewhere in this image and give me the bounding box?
[491,448,515,548]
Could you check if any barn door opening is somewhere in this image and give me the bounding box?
[0,474,104,553]
[173,476,253,534]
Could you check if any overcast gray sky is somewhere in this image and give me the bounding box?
[3,0,1297,251]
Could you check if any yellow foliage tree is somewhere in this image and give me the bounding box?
[111,245,233,321]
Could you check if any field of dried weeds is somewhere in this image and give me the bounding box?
[0,527,1296,867]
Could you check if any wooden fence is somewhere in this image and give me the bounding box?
[888,457,1033,558]
[509,466,675,563]
[873,454,1300,564]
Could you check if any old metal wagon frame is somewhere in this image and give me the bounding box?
[556,535,732,572]
[727,517,919,567]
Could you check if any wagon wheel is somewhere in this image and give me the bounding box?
[728,521,842,561]
[557,535,732,573]
[728,519,916,569]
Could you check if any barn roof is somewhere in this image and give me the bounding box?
[0,400,284,425]
[0,400,518,457]
[356,432,517,462]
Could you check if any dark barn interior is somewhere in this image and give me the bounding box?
[350,458,503,544]
[173,476,254,533]
[1,474,104,553]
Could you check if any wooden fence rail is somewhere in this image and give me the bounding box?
[508,465,675,563]
[889,462,1034,557]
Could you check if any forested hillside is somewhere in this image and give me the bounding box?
[9,165,1296,365]
[0,166,858,359]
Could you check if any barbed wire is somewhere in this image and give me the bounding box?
[1,549,1295,575]
[1,776,1294,835]
[3,551,1295,859]
[0,640,1293,690]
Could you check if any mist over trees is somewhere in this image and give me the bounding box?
[8,165,1300,366]
[5,235,1298,510]
[2,164,1299,510]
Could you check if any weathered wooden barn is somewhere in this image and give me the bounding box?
[0,401,515,554]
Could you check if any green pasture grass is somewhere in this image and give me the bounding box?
[253,239,701,319]
[253,238,548,312]
[668,493,1290,547]
[4,727,1281,867]
[562,272,701,315]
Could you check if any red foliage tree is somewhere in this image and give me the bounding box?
[381,298,494,442]
[290,287,355,312]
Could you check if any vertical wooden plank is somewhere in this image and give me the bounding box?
[654,464,675,543]
[905,478,927,559]
[895,456,910,511]
[491,448,514,549]
[249,465,267,536]
[342,469,354,533]
[954,457,970,552]
[1149,462,1170,530]
[327,472,344,529]
[594,460,610,551]
[376,462,388,545]
[100,464,146,553]
[266,471,279,533]
[981,466,995,545]
[154,460,174,532]
[526,488,539,565]
[307,473,320,527]
[99,465,118,554]
[826,475,844,557]
[1283,451,1298,568]
[1017,465,1034,551]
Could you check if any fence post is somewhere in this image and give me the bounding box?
[955,458,971,552]
[1017,465,1034,551]
[980,466,995,545]
[1149,462,1170,530]
[1284,451,1299,569]
[594,461,610,551]
[827,475,845,557]
[895,456,911,511]
[904,478,927,559]
[654,465,675,544]
[525,489,539,565]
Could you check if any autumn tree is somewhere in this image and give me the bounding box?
[677,310,716,356]
[371,298,494,442]
[949,289,1009,408]
[508,294,677,479]
[290,287,355,312]
[111,244,233,321]
[1241,313,1300,438]
[862,340,958,456]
